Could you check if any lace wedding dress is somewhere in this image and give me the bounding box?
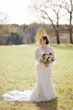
[3,46,57,102]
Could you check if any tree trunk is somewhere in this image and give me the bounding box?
[55,29,60,44]
[56,14,60,44]
[69,12,73,44]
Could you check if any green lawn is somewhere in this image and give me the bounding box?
[0,44,73,110]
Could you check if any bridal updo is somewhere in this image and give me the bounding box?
[40,35,49,45]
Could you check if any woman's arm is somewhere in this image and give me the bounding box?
[35,48,40,62]
[51,47,56,65]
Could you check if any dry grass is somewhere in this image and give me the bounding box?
[0,44,73,110]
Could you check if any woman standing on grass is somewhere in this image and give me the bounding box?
[3,35,57,102]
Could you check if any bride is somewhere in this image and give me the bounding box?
[3,35,57,102]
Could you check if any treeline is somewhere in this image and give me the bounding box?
[0,23,72,45]
[32,0,73,44]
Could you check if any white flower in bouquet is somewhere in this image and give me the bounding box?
[40,51,55,67]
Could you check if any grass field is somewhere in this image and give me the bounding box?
[0,44,73,110]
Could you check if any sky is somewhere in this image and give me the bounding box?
[0,0,72,25]
[0,0,38,24]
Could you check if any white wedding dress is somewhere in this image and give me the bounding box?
[3,46,57,102]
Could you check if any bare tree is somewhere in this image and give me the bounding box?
[0,12,8,45]
[0,12,8,36]
[60,0,73,44]
[32,0,64,44]
[0,12,7,24]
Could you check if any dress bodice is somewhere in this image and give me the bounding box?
[35,46,56,63]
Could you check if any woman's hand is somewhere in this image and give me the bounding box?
[40,61,45,66]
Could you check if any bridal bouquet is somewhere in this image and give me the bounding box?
[40,51,55,67]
